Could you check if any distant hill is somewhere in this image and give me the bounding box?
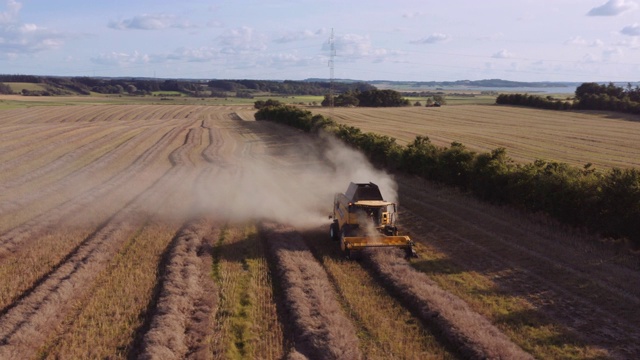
[305,78,580,89]
[2,74,636,97]
[393,79,579,88]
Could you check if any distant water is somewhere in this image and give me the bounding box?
[480,86,576,94]
[437,86,577,94]
[437,82,640,95]
[398,82,640,95]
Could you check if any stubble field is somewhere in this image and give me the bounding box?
[1,101,639,359]
[313,105,640,170]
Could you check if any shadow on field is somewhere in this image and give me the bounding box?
[299,228,351,262]
[586,111,640,123]
[209,231,258,265]
[410,258,464,275]
[493,308,585,351]
[494,308,548,329]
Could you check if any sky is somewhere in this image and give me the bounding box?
[0,0,639,82]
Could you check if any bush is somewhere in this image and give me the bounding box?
[254,101,336,133]
[254,99,283,109]
[0,82,13,94]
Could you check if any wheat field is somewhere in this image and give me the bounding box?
[1,101,638,359]
[313,105,640,170]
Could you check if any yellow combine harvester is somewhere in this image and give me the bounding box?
[329,182,416,259]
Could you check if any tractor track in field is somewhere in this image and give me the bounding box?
[0,123,189,259]
[201,118,233,168]
[0,107,63,126]
[0,126,139,192]
[0,120,204,358]
[0,124,95,162]
[397,176,640,358]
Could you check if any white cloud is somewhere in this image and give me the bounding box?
[615,36,640,48]
[108,14,194,30]
[583,53,598,63]
[603,47,623,60]
[621,23,640,36]
[321,33,387,60]
[410,33,450,44]
[217,26,267,54]
[273,29,325,43]
[0,0,20,24]
[492,49,514,58]
[167,47,214,62]
[0,1,65,55]
[402,11,426,19]
[160,44,318,72]
[565,36,588,45]
[206,20,224,28]
[565,36,604,47]
[90,51,150,66]
[587,0,637,16]
[265,52,315,68]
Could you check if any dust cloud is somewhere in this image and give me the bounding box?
[192,132,398,229]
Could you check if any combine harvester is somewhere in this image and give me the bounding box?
[330,182,417,259]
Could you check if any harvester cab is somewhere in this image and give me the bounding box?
[329,182,416,259]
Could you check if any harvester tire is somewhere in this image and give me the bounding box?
[405,245,418,259]
[330,222,340,241]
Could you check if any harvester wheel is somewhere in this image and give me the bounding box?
[405,246,418,259]
[330,222,340,242]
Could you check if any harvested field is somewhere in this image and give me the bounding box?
[136,219,217,359]
[1,101,638,359]
[360,248,532,360]
[260,222,361,360]
[313,105,640,169]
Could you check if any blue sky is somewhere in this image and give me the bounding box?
[1,0,639,82]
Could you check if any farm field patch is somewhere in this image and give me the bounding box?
[313,105,640,170]
[0,103,638,359]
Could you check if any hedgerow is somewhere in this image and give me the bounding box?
[497,82,640,114]
[254,103,640,248]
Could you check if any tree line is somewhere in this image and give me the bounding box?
[0,75,375,98]
[208,79,374,95]
[497,82,640,115]
[321,89,411,107]
[254,101,640,250]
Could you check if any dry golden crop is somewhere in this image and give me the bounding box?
[313,105,640,170]
[1,100,638,359]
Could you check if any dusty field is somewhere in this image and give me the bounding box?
[313,105,640,170]
[0,103,638,359]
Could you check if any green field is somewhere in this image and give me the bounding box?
[0,91,501,109]
[6,82,50,92]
